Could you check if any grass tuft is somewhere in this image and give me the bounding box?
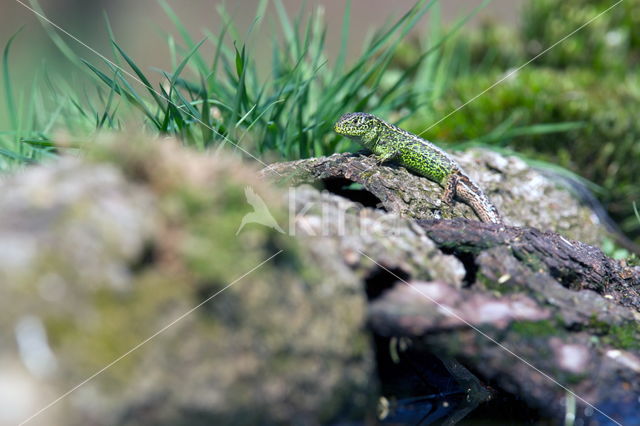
[2,0,489,166]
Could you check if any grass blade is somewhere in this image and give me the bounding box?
[3,28,23,130]
[112,41,165,107]
[169,39,207,86]
[333,0,351,77]
[159,0,209,75]
[274,0,298,60]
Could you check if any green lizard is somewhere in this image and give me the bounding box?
[334,112,502,224]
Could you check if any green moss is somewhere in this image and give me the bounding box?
[563,371,589,386]
[456,21,526,71]
[456,0,640,72]
[605,325,640,350]
[174,180,288,285]
[522,0,640,72]
[475,272,522,295]
[43,271,191,390]
[510,320,559,338]
[588,317,640,350]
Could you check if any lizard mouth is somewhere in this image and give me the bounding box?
[334,125,353,137]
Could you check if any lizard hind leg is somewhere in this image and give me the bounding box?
[442,173,459,205]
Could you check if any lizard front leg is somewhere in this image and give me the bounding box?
[442,173,459,205]
[374,149,399,165]
[365,130,399,165]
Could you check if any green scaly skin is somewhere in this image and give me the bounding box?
[334,112,502,223]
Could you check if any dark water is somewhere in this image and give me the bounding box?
[373,335,548,425]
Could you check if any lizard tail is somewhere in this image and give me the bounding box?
[455,175,502,224]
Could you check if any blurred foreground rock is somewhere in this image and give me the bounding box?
[0,139,374,426]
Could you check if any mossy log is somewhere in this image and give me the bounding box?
[419,219,640,310]
[265,150,640,424]
[263,150,608,245]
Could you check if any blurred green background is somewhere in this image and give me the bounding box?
[0,0,521,99]
[2,0,639,243]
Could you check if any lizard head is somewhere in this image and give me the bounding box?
[334,112,379,146]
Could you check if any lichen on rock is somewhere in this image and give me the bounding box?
[0,138,375,426]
